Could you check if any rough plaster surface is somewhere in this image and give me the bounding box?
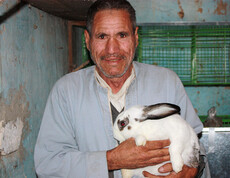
[0,117,24,155]
[0,86,30,155]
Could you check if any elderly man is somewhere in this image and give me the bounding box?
[34,0,208,177]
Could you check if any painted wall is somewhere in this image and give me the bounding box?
[129,0,230,117]
[131,0,230,24]
[186,87,230,116]
[0,0,68,177]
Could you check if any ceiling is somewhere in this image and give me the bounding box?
[24,0,95,21]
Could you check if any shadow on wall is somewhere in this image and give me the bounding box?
[0,1,27,24]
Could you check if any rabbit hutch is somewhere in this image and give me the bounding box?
[0,0,229,177]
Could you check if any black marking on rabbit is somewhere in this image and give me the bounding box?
[118,117,129,131]
[139,103,181,122]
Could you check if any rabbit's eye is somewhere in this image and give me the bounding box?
[118,117,129,131]
[121,121,126,126]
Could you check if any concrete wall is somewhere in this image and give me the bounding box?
[0,0,68,177]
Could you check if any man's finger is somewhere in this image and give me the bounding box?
[146,155,170,166]
[145,139,170,149]
[158,163,173,173]
[148,148,170,157]
[142,171,165,178]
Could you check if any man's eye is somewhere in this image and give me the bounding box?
[98,34,105,39]
[120,33,126,38]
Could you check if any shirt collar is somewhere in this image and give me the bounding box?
[94,65,136,111]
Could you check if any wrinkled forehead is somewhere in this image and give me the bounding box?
[93,9,131,22]
[92,9,133,33]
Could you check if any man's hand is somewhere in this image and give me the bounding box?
[106,138,170,170]
[142,163,198,178]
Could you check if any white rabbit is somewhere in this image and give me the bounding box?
[113,103,200,178]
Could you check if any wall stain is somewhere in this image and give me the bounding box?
[177,0,184,19]
[39,11,44,21]
[33,24,38,29]
[197,7,203,13]
[0,1,4,6]
[194,0,203,13]
[0,85,30,162]
[0,24,6,35]
[214,0,227,15]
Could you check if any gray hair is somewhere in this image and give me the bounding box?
[86,0,136,36]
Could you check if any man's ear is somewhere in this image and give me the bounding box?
[134,26,139,48]
[84,30,90,51]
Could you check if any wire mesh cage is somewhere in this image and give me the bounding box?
[137,25,230,85]
[200,116,230,127]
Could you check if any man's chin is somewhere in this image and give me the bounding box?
[96,63,132,79]
[102,72,125,79]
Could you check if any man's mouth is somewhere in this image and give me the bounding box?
[104,58,121,62]
[101,54,125,61]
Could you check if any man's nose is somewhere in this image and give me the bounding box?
[105,37,120,54]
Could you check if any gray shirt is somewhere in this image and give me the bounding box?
[34,62,203,178]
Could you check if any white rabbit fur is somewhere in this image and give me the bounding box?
[113,103,200,178]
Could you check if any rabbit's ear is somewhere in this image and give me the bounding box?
[141,103,181,121]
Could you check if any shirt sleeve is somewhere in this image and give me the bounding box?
[34,81,109,178]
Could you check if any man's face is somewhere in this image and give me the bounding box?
[85,9,138,79]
